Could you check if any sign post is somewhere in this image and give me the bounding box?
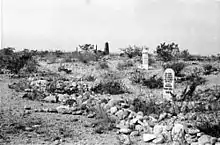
[163,68,175,101]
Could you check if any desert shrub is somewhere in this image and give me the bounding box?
[203,64,218,75]
[196,113,220,137]
[120,45,143,58]
[63,55,73,63]
[132,97,171,116]
[129,69,162,89]
[91,79,129,95]
[22,89,47,101]
[90,103,115,133]
[58,65,72,74]
[189,86,220,102]
[54,50,64,58]
[142,75,163,89]
[8,79,30,92]
[20,59,39,74]
[163,62,186,77]
[179,49,192,61]
[155,42,180,62]
[83,74,96,82]
[117,60,134,70]
[0,48,38,74]
[77,52,99,63]
[184,72,206,85]
[97,61,109,69]
[129,69,145,84]
[100,70,123,80]
[79,44,95,52]
[148,54,156,66]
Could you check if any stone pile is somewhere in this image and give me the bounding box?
[24,94,220,145]
[13,77,220,145]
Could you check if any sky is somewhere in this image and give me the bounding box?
[1,0,220,55]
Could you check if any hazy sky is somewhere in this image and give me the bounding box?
[2,0,220,55]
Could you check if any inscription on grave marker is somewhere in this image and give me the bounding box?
[163,68,175,101]
[142,48,149,70]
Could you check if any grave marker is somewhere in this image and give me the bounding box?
[142,48,149,70]
[163,68,175,101]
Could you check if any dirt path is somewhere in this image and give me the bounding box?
[0,76,119,145]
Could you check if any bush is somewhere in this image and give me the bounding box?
[20,59,39,74]
[203,64,218,75]
[77,52,99,63]
[97,61,109,69]
[184,72,206,85]
[117,60,134,70]
[120,45,143,58]
[155,42,180,62]
[179,49,192,61]
[83,74,96,82]
[132,97,171,116]
[163,62,186,77]
[129,69,162,89]
[0,48,38,74]
[129,69,145,84]
[142,75,163,89]
[91,79,129,95]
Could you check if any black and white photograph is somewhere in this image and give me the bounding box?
[0,0,220,144]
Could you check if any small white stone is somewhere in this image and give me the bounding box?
[110,106,118,114]
[119,128,132,134]
[143,134,156,142]
[153,125,165,135]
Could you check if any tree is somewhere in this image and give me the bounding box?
[180,49,191,61]
[155,42,180,62]
[120,45,143,58]
[79,44,94,52]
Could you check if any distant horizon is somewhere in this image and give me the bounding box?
[2,0,220,55]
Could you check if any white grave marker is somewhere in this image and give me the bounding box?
[142,48,149,70]
[163,68,175,101]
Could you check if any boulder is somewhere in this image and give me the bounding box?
[58,94,70,102]
[143,134,156,142]
[136,111,144,120]
[24,105,31,110]
[56,105,71,114]
[188,128,200,135]
[110,106,118,114]
[171,123,186,142]
[120,134,131,145]
[130,118,138,126]
[158,112,167,121]
[153,134,165,144]
[211,137,217,144]
[185,133,198,144]
[135,125,144,132]
[115,109,124,120]
[44,95,57,103]
[153,125,165,135]
[198,135,211,145]
[105,98,123,110]
[119,128,132,134]
[130,131,139,137]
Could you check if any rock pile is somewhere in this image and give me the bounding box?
[11,76,220,145]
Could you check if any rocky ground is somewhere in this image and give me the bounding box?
[1,60,220,145]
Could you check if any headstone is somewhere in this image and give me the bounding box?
[163,68,175,101]
[142,48,149,70]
